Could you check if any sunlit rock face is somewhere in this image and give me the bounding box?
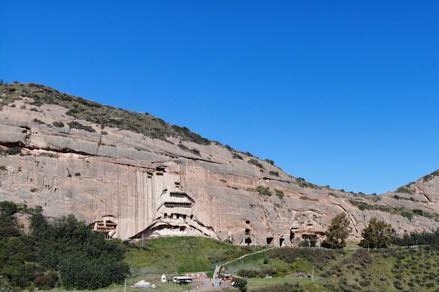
[1,83,439,245]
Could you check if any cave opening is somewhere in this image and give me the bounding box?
[266,237,274,245]
[279,238,285,247]
[290,231,295,242]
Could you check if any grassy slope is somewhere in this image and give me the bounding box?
[126,236,259,275]
[123,237,439,291]
[223,245,439,291]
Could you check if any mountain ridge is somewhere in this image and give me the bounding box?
[0,82,438,246]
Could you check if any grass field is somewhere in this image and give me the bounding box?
[126,236,259,275]
[48,237,439,291]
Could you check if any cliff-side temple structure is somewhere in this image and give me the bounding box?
[129,175,218,241]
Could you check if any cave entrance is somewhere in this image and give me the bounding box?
[245,228,250,235]
[279,237,285,247]
[290,231,295,242]
[266,237,274,245]
[244,237,252,246]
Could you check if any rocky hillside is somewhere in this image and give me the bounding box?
[0,82,438,245]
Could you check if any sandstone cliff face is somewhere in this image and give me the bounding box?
[1,83,438,245]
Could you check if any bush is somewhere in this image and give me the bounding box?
[0,201,18,217]
[393,229,439,246]
[190,148,201,156]
[52,121,64,127]
[33,118,45,124]
[232,278,247,291]
[237,267,276,278]
[248,159,264,169]
[68,121,96,132]
[265,159,275,165]
[0,145,22,156]
[422,170,439,182]
[295,177,319,189]
[274,189,284,199]
[251,283,306,292]
[33,270,59,290]
[268,247,341,270]
[255,186,272,196]
[396,186,414,195]
[299,240,310,247]
[269,170,279,177]
[232,153,243,160]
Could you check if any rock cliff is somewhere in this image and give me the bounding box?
[1,83,438,245]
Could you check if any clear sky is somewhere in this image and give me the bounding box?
[1,1,438,194]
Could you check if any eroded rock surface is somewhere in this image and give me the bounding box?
[1,83,438,245]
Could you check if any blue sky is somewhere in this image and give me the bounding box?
[1,1,438,194]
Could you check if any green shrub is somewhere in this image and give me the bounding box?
[295,177,319,189]
[33,118,45,124]
[52,121,64,127]
[269,170,279,177]
[265,159,275,165]
[268,248,341,270]
[231,278,247,291]
[232,153,243,160]
[396,186,414,195]
[255,186,272,196]
[33,270,59,290]
[299,240,310,247]
[178,143,189,151]
[274,189,284,199]
[248,159,264,169]
[251,283,306,292]
[401,210,414,221]
[190,148,201,156]
[0,201,18,217]
[237,267,276,278]
[68,121,96,132]
[422,170,439,182]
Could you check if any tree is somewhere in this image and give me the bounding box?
[32,215,129,290]
[359,217,395,249]
[0,201,129,290]
[322,213,351,249]
[232,278,248,292]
